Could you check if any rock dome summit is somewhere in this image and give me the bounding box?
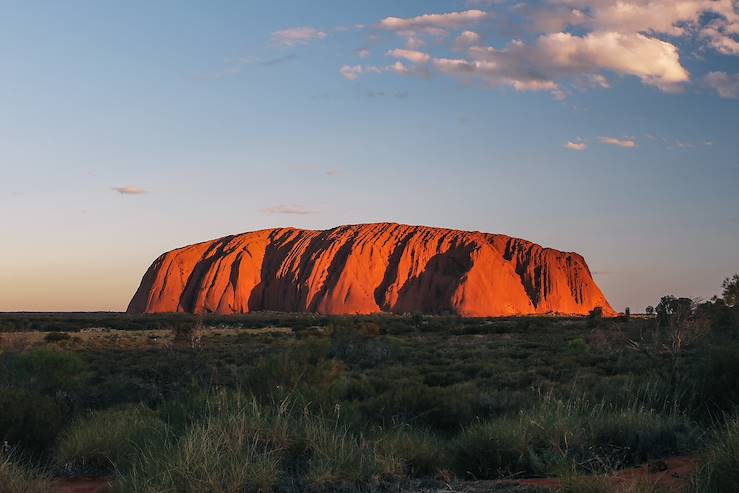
[128,223,614,317]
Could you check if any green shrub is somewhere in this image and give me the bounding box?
[566,338,590,354]
[11,348,89,394]
[451,418,530,478]
[377,427,447,478]
[117,395,288,493]
[361,382,480,433]
[0,389,65,457]
[449,394,699,479]
[0,451,51,493]
[303,413,382,485]
[43,332,71,343]
[689,417,739,493]
[55,406,165,471]
[689,344,739,419]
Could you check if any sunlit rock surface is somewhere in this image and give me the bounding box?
[128,223,614,317]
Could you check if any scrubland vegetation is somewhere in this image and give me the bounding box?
[0,276,738,492]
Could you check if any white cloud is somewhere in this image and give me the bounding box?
[112,186,147,195]
[386,48,431,64]
[258,205,318,215]
[564,141,587,150]
[529,0,739,56]
[704,71,739,98]
[356,48,371,59]
[429,31,688,97]
[532,32,689,91]
[271,27,327,46]
[600,136,638,148]
[335,2,736,97]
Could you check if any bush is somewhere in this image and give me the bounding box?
[361,382,480,433]
[0,451,50,493]
[55,406,165,472]
[43,332,71,343]
[451,418,529,478]
[377,427,447,478]
[10,348,89,394]
[117,394,290,493]
[689,417,739,493]
[449,394,700,479]
[303,414,383,485]
[0,389,65,457]
[689,344,739,419]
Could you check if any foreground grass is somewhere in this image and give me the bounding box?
[688,416,739,493]
[0,451,51,493]
[1,312,737,491]
[47,389,700,492]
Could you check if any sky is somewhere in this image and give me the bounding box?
[1,0,738,313]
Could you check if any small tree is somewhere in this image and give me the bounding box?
[645,305,654,316]
[627,296,708,397]
[722,274,739,307]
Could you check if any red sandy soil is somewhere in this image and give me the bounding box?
[51,477,112,493]
[49,457,697,493]
[128,223,614,317]
[514,456,698,491]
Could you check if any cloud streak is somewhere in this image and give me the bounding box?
[271,27,326,46]
[564,141,587,151]
[600,137,638,148]
[378,10,489,31]
[112,186,147,195]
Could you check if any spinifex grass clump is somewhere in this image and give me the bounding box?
[689,416,739,493]
[0,451,51,493]
[450,392,700,479]
[114,391,401,493]
[55,405,166,473]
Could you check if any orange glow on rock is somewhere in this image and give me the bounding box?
[127,223,615,317]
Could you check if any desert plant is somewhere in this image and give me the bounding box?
[116,408,282,492]
[0,388,65,457]
[376,427,447,478]
[10,348,90,394]
[451,417,530,478]
[55,406,165,472]
[303,412,381,485]
[689,417,739,493]
[0,450,51,493]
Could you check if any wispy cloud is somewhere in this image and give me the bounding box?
[258,205,318,215]
[112,186,147,195]
[564,141,587,151]
[599,137,638,148]
[704,71,739,99]
[340,62,411,80]
[378,10,489,31]
[386,49,431,64]
[271,27,327,47]
[195,54,297,80]
[258,53,298,67]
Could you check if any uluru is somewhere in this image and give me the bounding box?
[128,223,614,317]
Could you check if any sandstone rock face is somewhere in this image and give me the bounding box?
[128,223,615,317]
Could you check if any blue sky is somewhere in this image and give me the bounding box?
[1,0,737,312]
